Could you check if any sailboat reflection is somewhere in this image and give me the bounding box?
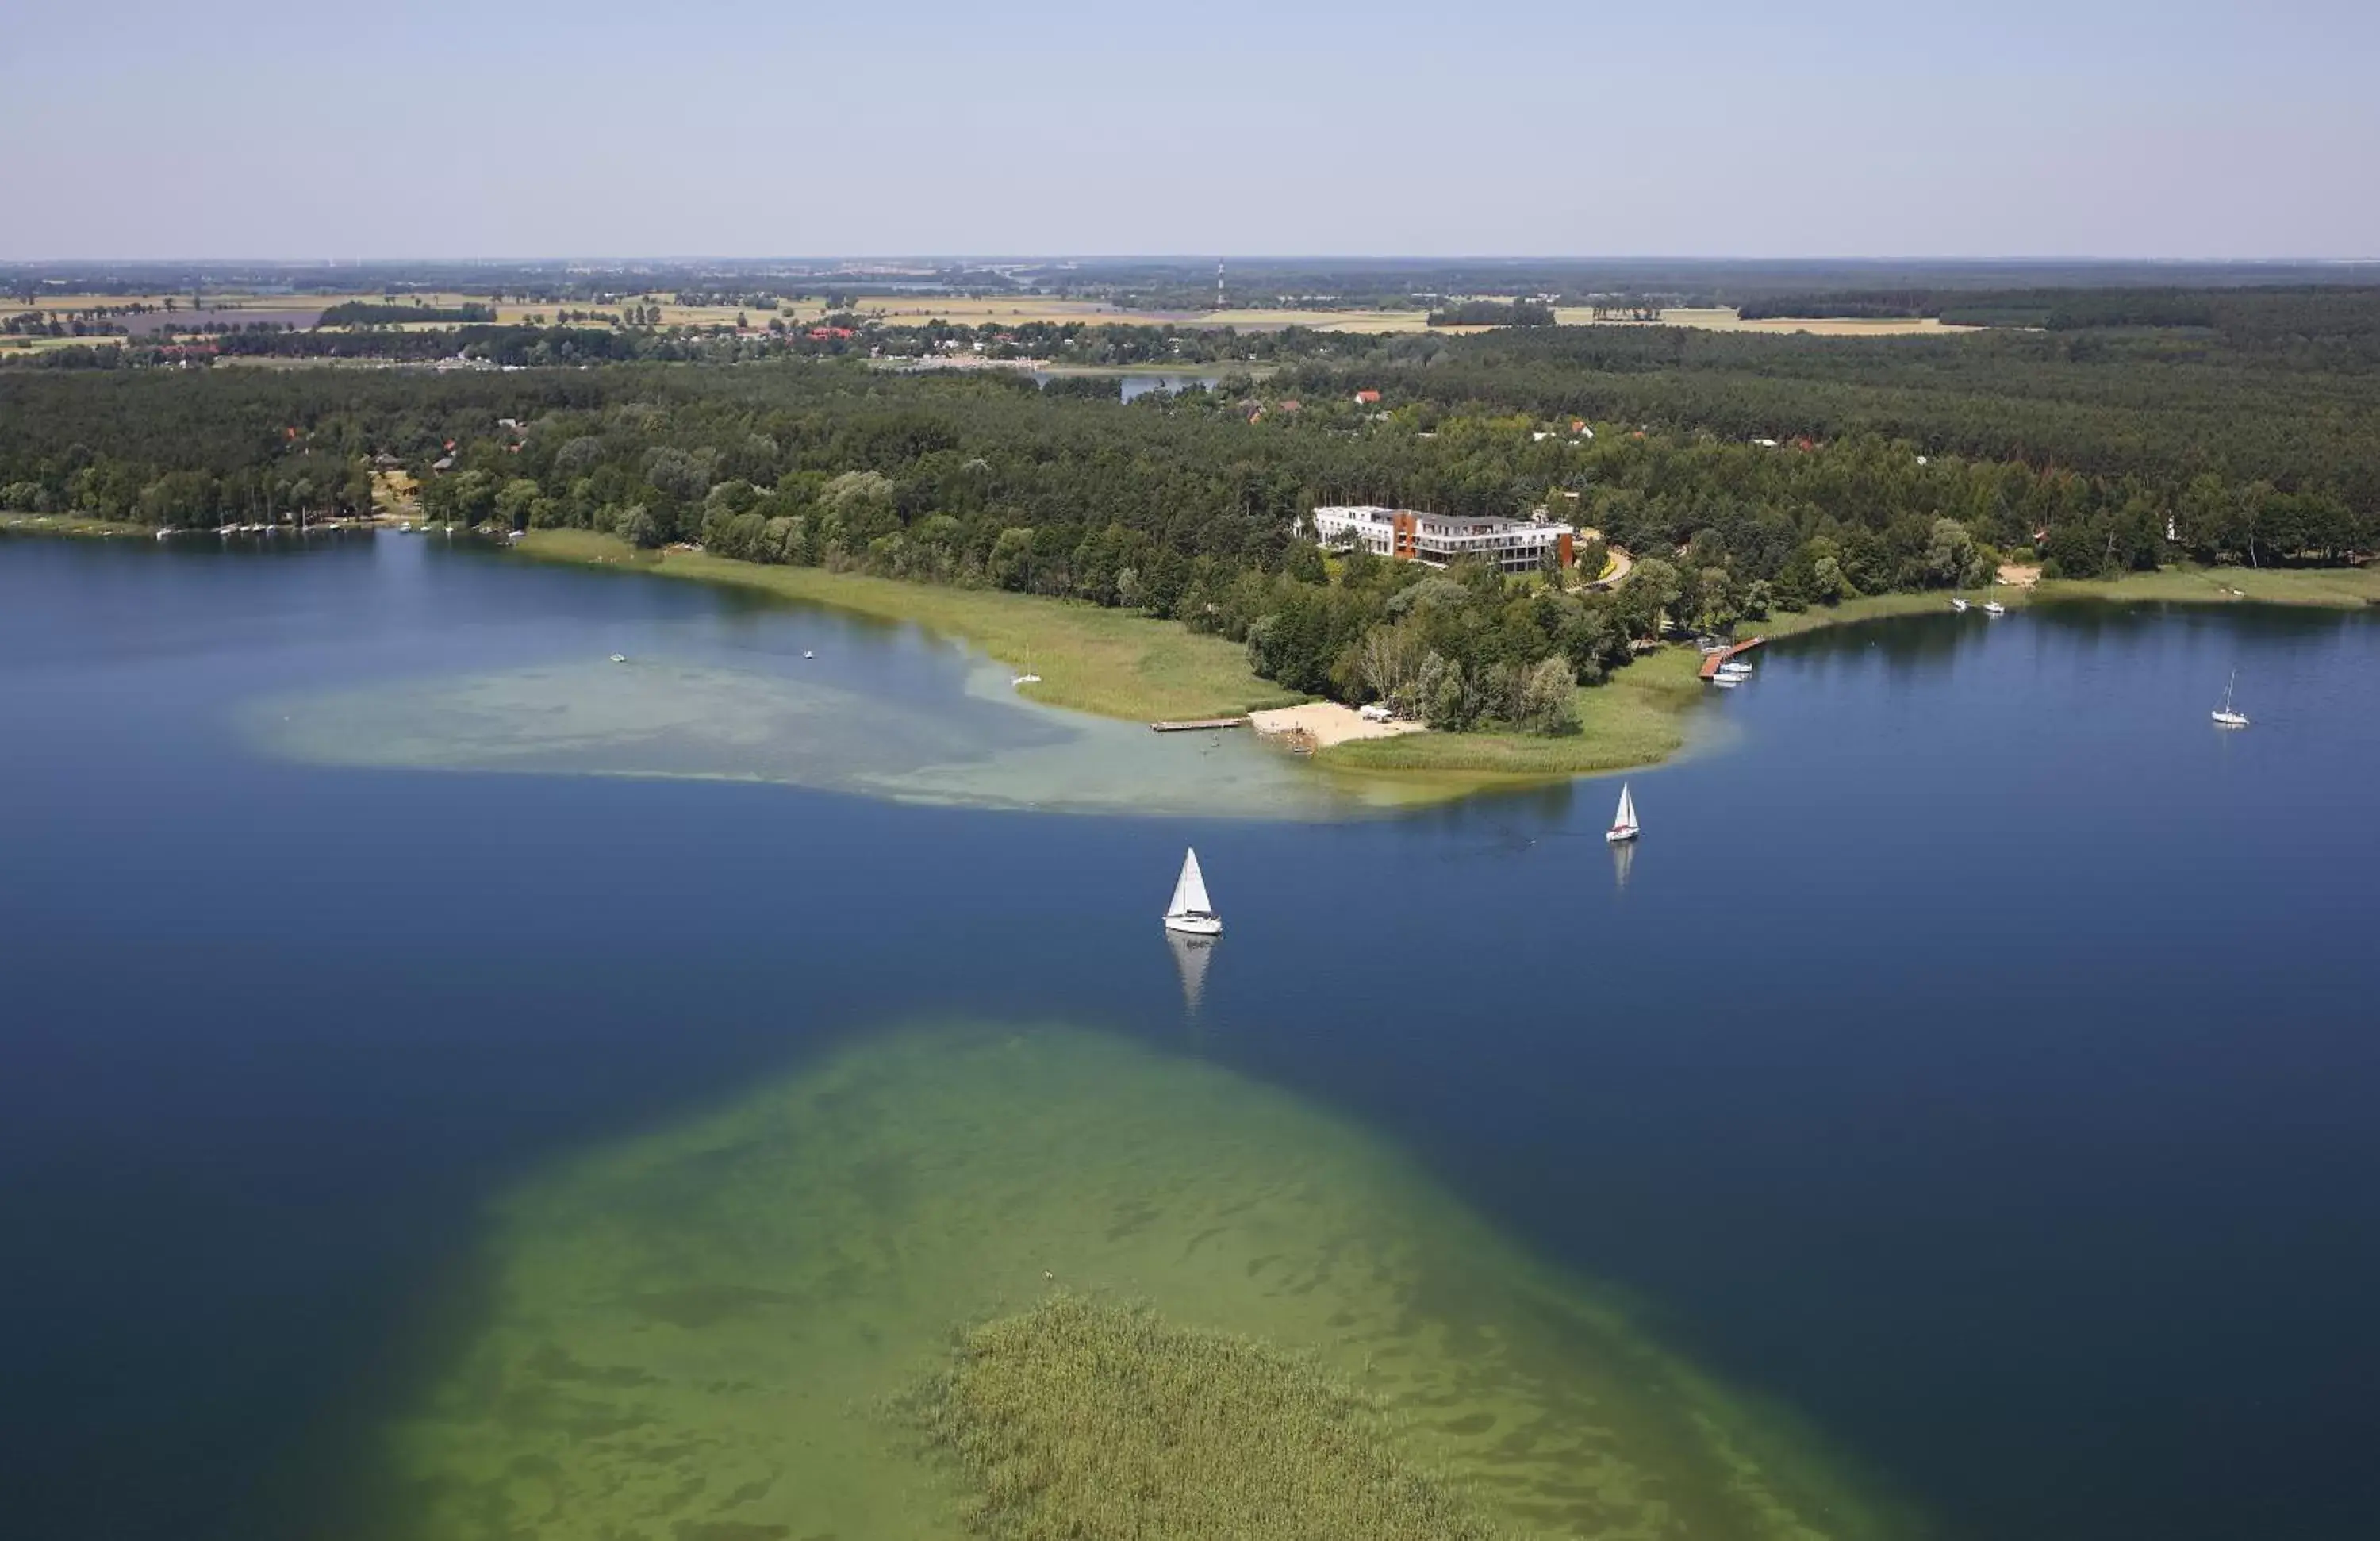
[1610,836,1636,891]
[1165,927,1217,1015]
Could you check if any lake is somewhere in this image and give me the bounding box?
[3,533,2377,1539]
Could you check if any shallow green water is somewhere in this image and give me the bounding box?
[247,659,1395,818]
[384,1023,1906,1541]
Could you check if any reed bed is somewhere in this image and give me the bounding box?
[912,1295,1505,1541]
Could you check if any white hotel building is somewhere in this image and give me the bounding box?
[1308,505,1577,574]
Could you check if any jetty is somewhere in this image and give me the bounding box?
[1149,717,1247,732]
[1698,636,1767,680]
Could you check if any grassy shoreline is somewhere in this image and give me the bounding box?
[515,528,1299,722]
[15,517,2371,788]
[517,530,1718,788]
[512,533,2379,791]
[0,513,151,539]
[1752,563,2380,639]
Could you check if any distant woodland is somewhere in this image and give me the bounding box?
[4,281,2374,735]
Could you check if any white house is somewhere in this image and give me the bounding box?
[1309,505,1576,574]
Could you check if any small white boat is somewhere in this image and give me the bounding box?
[1012,673,1041,686]
[608,653,627,663]
[2211,669,2250,728]
[803,650,815,659]
[1982,600,2006,617]
[1605,782,1640,844]
[1951,596,1969,613]
[1162,847,1223,936]
[1716,661,1752,678]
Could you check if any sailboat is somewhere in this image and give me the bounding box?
[1981,586,2006,616]
[2211,670,2250,728]
[1951,594,1969,613]
[1605,782,1640,844]
[1162,847,1223,936]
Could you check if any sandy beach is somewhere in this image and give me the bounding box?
[1250,702,1427,748]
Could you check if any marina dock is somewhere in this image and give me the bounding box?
[1149,717,1248,732]
[1699,636,1768,680]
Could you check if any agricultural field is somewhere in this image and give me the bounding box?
[1554,305,1979,336]
[13,288,1976,340]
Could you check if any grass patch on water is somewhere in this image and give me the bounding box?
[514,529,1296,722]
[916,1295,1501,1541]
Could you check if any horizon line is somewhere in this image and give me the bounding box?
[6,254,2380,269]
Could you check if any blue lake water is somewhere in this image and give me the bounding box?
[3,532,2377,1539]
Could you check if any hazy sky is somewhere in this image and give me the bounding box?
[10,0,2374,260]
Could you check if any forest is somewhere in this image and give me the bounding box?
[1426,300,1555,327]
[3,290,2373,736]
[316,301,496,327]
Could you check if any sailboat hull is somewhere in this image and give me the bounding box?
[1605,828,1638,844]
[1163,913,1223,936]
[2211,711,2250,728]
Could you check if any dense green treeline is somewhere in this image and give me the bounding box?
[317,301,495,326]
[1426,299,1555,327]
[1736,284,2380,359]
[1288,310,2380,510]
[3,324,2373,732]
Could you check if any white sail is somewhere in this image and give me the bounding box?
[1168,847,1212,917]
[1614,784,1637,832]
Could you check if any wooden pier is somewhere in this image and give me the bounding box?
[1698,636,1767,680]
[1149,717,1248,732]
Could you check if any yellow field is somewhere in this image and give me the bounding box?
[13,291,336,319]
[1555,306,1979,336]
[0,333,125,353]
[14,288,1978,340]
